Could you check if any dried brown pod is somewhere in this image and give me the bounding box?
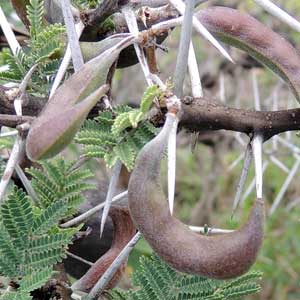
[71,205,136,292]
[196,6,300,102]
[128,113,264,279]
[26,36,134,161]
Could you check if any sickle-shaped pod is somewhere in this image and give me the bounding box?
[128,114,264,279]
[196,6,300,102]
[72,205,136,292]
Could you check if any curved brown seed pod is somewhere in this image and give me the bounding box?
[26,36,134,161]
[71,206,136,292]
[196,6,300,102]
[128,114,264,279]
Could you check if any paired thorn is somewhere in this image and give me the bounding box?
[252,134,264,199]
[232,142,253,214]
[168,116,179,214]
[100,160,122,238]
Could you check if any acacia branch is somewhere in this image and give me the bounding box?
[179,97,300,140]
[1,85,300,139]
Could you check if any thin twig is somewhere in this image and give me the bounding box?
[0,7,20,55]
[0,135,25,202]
[253,0,300,33]
[100,160,122,237]
[61,0,84,72]
[60,191,128,228]
[86,232,142,300]
[173,0,195,98]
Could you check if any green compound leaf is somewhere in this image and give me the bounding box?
[108,255,262,300]
[1,187,33,250]
[29,231,75,254]
[27,158,94,212]
[0,292,32,300]
[32,199,69,234]
[23,248,66,270]
[112,112,132,136]
[19,269,54,292]
[140,85,161,114]
[77,104,158,171]
[27,0,44,38]
[129,110,144,128]
[114,142,135,170]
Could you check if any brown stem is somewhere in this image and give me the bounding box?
[180,97,300,141]
[0,85,45,117]
[128,113,264,279]
[0,114,35,128]
[80,0,123,27]
[72,206,136,292]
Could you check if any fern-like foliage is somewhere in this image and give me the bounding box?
[0,187,78,300]
[76,86,162,170]
[0,0,65,95]
[108,255,262,300]
[26,158,95,215]
[0,157,95,299]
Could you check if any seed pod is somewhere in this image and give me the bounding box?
[26,36,134,161]
[26,84,109,161]
[80,35,130,63]
[71,205,136,292]
[196,6,300,102]
[128,113,264,279]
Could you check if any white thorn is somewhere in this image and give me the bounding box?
[252,135,264,199]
